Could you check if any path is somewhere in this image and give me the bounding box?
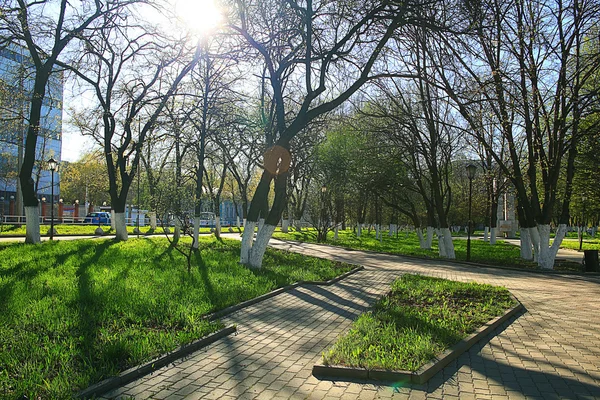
[102,239,600,399]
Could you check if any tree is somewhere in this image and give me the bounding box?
[59,151,110,205]
[66,11,202,240]
[1,0,136,243]
[232,0,438,268]
[430,0,600,268]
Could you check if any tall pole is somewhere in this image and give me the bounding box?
[466,164,476,262]
[467,177,473,261]
[580,196,587,251]
[50,170,55,240]
[137,161,140,239]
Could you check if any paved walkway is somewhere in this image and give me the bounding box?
[101,240,600,399]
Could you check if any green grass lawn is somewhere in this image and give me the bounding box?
[0,237,352,398]
[0,224,219,236]
[273,228,582,271]
[322,274,516,372]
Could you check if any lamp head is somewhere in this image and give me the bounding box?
[47,157,58,171]
[466,164,477,180]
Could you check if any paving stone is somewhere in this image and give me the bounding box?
[99,238,600,399]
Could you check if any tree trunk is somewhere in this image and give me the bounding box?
[240,220,257,264]
[357,223,362,237]
[215,216,221,238]
[193,217,200,249]
[416,227,427,248]
[490,227,497,245]
[282,218,289,233]
[441,228,455,259]
[425,226,434,249]
[529,227,541,263]
[334,225,339,240]
[248,224,276,268]
[520,228,533,260]
[172,218,181,246]
[484,227,489,242]
[437,229,447,257]
[114,212,128,241]
[24,206,40,244]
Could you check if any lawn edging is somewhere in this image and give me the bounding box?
[77,325,236,399]
[205,265,364,321]
[312,296,524,384]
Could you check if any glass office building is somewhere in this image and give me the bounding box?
[0,44,62,208]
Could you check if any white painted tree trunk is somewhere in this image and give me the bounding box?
[282,218,289,233]
[114,212,128,241]
[545,224,567,269]
[192,217,200,249]
[426,226,434,249]
[149,212,157,230]
[357,223,362,237]
[490,227,497,245]
[248,224,276,268]
[442,228,456,259]
[172,218,181,246]
[529,227,541,263]
[437,229,447,257]
[215,216,221,237]
[25,206,41,244]
[110,210,116,230]
[375,224,381,241]
[240,220,256,264]
[416,227,427,248]
[520,228,533,260]
[258,218,265,233]
[242,218,246,228]
[484,227,489,242]
[334,225,339,240]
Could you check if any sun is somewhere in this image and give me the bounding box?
[174,0,223,36]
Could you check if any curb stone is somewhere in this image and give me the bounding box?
[77,325,236,399]
[312,296,524,384]
[205,265,364,321]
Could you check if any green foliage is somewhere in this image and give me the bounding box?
[0,237,351,398]
[322,275,516,371]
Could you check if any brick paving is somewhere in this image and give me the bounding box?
[103,239,600,399]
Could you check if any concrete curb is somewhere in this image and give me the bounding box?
[313,298,524,384]
[205,265,365,321]
[77,325,236,399]
[274,238,600,276]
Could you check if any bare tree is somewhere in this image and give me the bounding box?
[231,0,438,268]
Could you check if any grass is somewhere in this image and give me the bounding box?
[322,274,516,372]
[0,237,352,399]
[273,229,582,271]
[0,224,218,236]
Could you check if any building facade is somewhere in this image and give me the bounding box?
[0,44,63,212]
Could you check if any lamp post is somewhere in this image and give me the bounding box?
[320,185,327,242]
[466,164,477,261]
[0,196,4,232]
[580,195,587,251]
[47,157,58,240]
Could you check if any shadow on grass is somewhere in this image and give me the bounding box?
[76,240,115,366]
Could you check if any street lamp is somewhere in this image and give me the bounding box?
[320,185,327,242]
[0,196,4,232]
[580,195,587,251]
[47,157,58,240]
[466,164,477,261]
